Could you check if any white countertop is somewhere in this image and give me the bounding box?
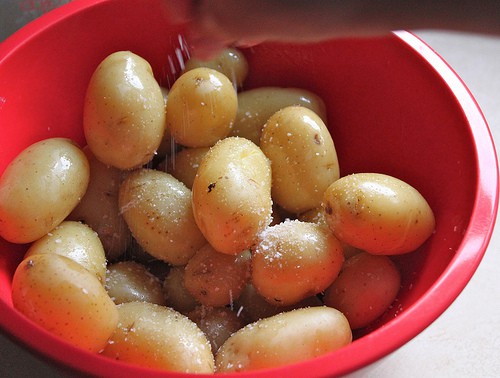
[1,30,499,377]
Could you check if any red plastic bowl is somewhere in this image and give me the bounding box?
[0,0,498,377]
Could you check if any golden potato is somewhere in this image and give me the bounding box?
[163,266,199,314]
[166,146,210,188]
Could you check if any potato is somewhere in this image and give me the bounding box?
[119,169,206,266]
[252,220,344,306]
[24,220,107,284]
[166,147,210,188]
[165,67,237,147]
[101,301,214,373]
[0,138,89,244]
[324,252,401,329]
[156,86,175,157]
[192,137,272,254]
[68,146,129,261]
[184,245,250,307]
[323,173,435,255]
[105,261,166,305]
[11,254,118,353]
[83,51,166,169]
[260,106,339,213]
[184,47,248,88]
[230,87,328,145]
[216,306,352,372]
[163,266,199,314]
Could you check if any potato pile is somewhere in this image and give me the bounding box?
[0,47,435,374]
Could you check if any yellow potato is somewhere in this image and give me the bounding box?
[83,51,166,169]
[68,146,129,261]
[163,266,199,314]
[166,146,210,188]
[184,47,249,88]
[260,106,339,213]
[119,169,206,266]
[192,137,272,255]
[105,261,166,305]
[24,220,107,284]
[231,87,328,145]
[322,173,436,254]
[216,306,352,372]
[324,252,401,329]
[252,220,344,306]
[165,67,237,148]
[11,253,118,353]
[101,301,214,373]
[0,138,89,244]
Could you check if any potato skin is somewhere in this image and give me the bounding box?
[323,173,435,255]
[0,138,89,244]
[216,306,352,372]
[11,253,118,353]
[83,51,166,169]
[260,106,339,213]
[192,137,272,255]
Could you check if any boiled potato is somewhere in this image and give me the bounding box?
[230,87,328,145]
[105,261,166,305]
[24,220,106,284]
[260,106,339,213]
[165,67,237,147]
[184,47,248,88]
[156,86,175,157]
[252,220,344,306]
[192,137,272,254]
[184,245,250,307]
[11,253,118,353]
[101,301,214,373]
[324,252,401,329]
[322,173,435,255]
[119,169,206,266]
[0,138,89,244]
[68,146,129,261]
[83,51,166,169]
[166,146,210,188]
[163,266,199,314]
[216,306,352,372]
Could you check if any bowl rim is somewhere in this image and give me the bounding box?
[0,0,498,376]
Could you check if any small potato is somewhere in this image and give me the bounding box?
[252,220,344,306]
[192,137,272,254]
[260,106,339,213]
[166,147,210,188]
[156,86,175,157]
[323,252,401,329]
[68,146,129,261]
[188,305,245,354]
[216,306,352,372]
[231,87,328,145]
[102,301,214,373]
[105,261,165,305]
[0,138,89,244]
[24,220,107,284]
[163,266,199,314]
[119,169,206,266]
[165,67,237,147]
[184,47,249,88]
[184,245,250,307]
[12,254,118,353]
[83,51,166,169]
[323,173,435,255]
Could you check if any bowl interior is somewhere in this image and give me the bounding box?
[0,0,497,377]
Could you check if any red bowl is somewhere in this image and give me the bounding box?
[0,0,498,376]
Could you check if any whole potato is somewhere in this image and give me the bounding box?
[101,301,214,373]
[192,137,272,254]
[216,306,352,372]
[260,106,339,213]
[0,138,89,244]
[83,51,166,169]
[12,253,118,353]
[165,67,237,148]
[231,87,328,145]
[324,252,401,329]
[119,169,206,266]
[24,220,107,284]
[322,173,435,254]
[252,220,344,306]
